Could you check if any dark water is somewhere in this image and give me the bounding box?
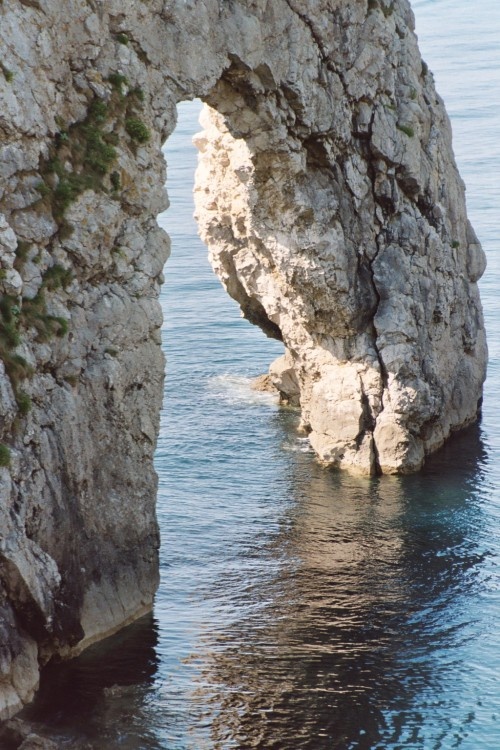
[20,1,500,747]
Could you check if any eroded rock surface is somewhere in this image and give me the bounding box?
[0,0,486,718]
[194,2,487,475]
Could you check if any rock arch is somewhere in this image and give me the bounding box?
[0,0,486,718]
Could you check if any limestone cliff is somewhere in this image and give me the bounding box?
[194,4,487,475]
[0,0,486,719]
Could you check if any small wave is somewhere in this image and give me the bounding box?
[207,374,278,406]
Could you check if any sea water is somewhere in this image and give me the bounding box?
[22,1,500,747]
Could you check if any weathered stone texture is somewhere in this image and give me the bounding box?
[0,0,486,719]
[194,0,487,475]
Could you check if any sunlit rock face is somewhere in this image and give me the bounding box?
[194,3,487,476]
[0,0,486,718]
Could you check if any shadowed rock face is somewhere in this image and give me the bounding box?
[0,0,486,718]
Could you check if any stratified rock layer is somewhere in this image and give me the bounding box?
[0,0,486,718]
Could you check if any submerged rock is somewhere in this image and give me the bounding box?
[251,373,277,395]
[0,0,486,718]
[0,718,60,749]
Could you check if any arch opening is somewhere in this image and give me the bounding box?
[171,48,487,478]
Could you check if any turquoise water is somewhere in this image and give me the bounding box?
[22,2,500,747]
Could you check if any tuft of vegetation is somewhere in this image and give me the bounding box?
[0,294,32,395]
[397,123,415,138]
[0,295,21,349]
[19,292,68,341]
[30,70,149,259]
[0,249,72,400]
[129,86,144,102]
[4,243,73,398]
[125,117,150,144]
[0,62,14,82]
[0,444,11,468]
[14,241,32,270]
[421,60,429,76]
[82,125,117,174]
[43,103,117,219]
[58,219,75,239]
[51,315,69,337]
[35,180,51,199]
[4,353,33,383]
[42,264,73,291]
[38,71,148,225]
[110,171,121,192]
[16,391,32,416]
[451,240,460,249]
[52,174,92,219]
[55,130,69,146]
[116,33,129,45]
[88,98,108,123]
[108,72,129,94]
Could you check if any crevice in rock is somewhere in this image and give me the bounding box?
[365,113,389,398]
[283,0,329,65]
[282,0,350,94]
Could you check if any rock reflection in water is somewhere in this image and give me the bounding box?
[188,420,488,749]
[10,420,491,749]
[19,613,162,749]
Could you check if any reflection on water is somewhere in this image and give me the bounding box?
[183,419,491,749]
[20,419,493,749]
[20,614,162,748]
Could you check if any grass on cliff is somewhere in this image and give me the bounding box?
[0,62,13,82]
[397,123,415,138]
[125,117,151,143]
[36,74,150,226]
[0,444,10,467]
[0,248,72,411]
[1,72,151,421]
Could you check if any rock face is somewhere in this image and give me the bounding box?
[193,7,487,476]
[0,0,486,719]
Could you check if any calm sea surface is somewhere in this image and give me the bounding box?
[23,1,500,747]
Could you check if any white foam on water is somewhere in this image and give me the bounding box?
[206,373,279,407]
[282,436,313,454]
